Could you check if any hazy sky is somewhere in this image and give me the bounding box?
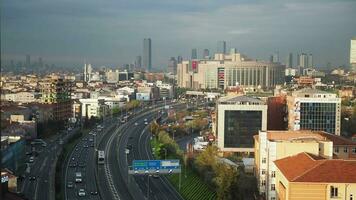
[1,0,356,69]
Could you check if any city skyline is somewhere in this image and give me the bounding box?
[1,0,356,69]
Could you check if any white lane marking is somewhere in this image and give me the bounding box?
[33,177,40,200]
[40,157,48,172]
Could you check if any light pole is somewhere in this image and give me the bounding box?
[147,174,152,199]
[125,148,130,184]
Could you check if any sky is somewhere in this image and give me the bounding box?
[1,0,356,69]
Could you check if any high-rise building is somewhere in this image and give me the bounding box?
[286,53,293,68]
[270,52,279,63]
[25,55,30,67]
[298,53,308,68]
[39,75,72,121]
[168,57,177,74]
[143,38,152,71]
[350,37,356,72]
[135,56,142,69]
[287,88,341,135]
[84,63,92,82]
[308,53,313,67]
[177,56,183,64]
[203,49,209,59]
[217,41,226,54]
[38,57,43,68]
[191,48,197,59]
[217,95,267,152]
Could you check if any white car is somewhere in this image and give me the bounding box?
[78,188,86,197]
[29,157,34,163]
[135,122,138,126]
[144,121,148,125]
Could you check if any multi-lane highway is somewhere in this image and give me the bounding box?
[63,102,184,200]
[19,128,77,200]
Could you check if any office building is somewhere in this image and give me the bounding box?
[217,41,226,54]
[203,49,210,59]
[143,38,152,71]
[84,63,92,82]
[217,95,267,152]
[177,51,285,90]
[275,152,356,200]
[298,53,308,68]
[38,57,43,68]
[351,37,356,72]
[135,56,142,69]
[191,48,197,59]
[271,52,279,63]
[287,88,341,135]
[177,56,183,64]
[168,57,177,74]
[286,53,293,68]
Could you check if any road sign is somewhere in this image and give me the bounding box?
[130,160,181,175]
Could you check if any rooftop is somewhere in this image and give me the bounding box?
[219,95,264,105]
[274,152,356,183]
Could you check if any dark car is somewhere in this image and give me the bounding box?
[127,144,133,150]
[29,176,36,181]
[90,191,98,195]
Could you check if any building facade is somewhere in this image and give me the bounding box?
[177,52,285,90]
[287,88,341,135]
[351,37,356,72]
[217,95,267,152]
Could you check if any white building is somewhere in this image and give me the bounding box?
[4,92,36,103]
[254,130,334,200]
[156,81,174,99]
[287,88,341,135]
[217,95,267,153]
[79,99,109,118]
[285,68,297,76]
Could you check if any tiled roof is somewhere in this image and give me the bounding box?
[316,132,356,146]
[274,152,356,183]
[266,130,327,141]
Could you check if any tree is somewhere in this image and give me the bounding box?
[213,163,239,200]
[195,145,218,173]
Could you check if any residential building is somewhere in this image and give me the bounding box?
[254,130,334,200]
[350,37,356,72]
[177,51,285,90]
[203,49,210,59]
[156,81,174,99]
[267,96,287,130]
[274,152,356,200]
[39,76,72,121]
[287,88,341,135]
[3,92,36,103]
[217,95,267,153]
[286,53,293,68]
[84,63,92,82]
[135,55,142,69]
[105,70,119,83]
[168,57,177,74]
[143,38,152,71]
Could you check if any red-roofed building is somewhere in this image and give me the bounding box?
[274,152,356,200]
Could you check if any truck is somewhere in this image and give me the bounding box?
[75,172,82,183]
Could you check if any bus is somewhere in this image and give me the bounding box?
[97,150,105,165]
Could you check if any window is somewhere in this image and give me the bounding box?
[271,171,276,178]
[262,158,266,164]
[262,170,266,175]
[352,148,356,154]
[334,147,339,153]
[271,184,275,191]
[344,147,348,153]
[330,186,338,197]
[271,197,276,200]
[261,180,266,186]
[350,194,353,200]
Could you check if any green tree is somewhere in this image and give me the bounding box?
[213,163,239,200]
[195,145,218,173]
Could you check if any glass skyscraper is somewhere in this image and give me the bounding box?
[143,38,152,71]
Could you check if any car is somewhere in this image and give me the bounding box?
[153,174,159,179]
[90,191,98,195]
[69,162,77,168]
[42,143,47,147]
[29,157,34,163]
[89,138,93,142]
[134,122,138,126]
[29,176,36,181]
[26,151,32,155]
[79,162,86,168]
[144,118,147,122]
[126,144,132,150]
[90,143,94,147]
[144,122,148,125]
[67,181,74,188]
[78,189,86,197]
[72,157,75,160]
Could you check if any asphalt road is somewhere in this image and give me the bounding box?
[19,128,77,200]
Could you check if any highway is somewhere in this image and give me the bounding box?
[19,128,77,200]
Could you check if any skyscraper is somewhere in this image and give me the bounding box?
[84,63,92,82]
[135,56,142,69]
[25,55,30,67]
[217,41,226,54]
[203,49,209,59]
[177,56,183,64]
[38,57,43,68]
[308,54,313,67]
[168,57,177,74]
[191,49,197,59]
[286,53,293,68]
[298,53,308,68]
[143,38,152,71]
[350,37,356,72]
